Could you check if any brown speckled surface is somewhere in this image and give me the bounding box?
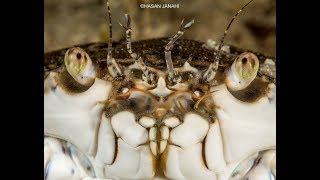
[44,38,275,83]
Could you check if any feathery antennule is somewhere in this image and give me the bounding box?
[119,14,155,83]
[203,0,254,82]
[165,19,194,84]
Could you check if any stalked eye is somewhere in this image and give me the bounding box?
[225,52,259,91]
[65,48,87,75]
[64,47,96,85]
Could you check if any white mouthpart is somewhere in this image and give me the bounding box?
[170,113,209,149]
[163,117,181,128]
[160,126,169,140]
[149,127,157,141]
[150,141,157,156]
[159,140,167,154]
[149,126,158,155]
[139,116,156,128]
[159,126,169,154]
[111,111,148,148]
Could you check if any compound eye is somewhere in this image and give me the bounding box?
[64,47,96,85]
[235,53,259,81]
[65,47,88,76]
[225,52,259,91]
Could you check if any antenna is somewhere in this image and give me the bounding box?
[105,0,122,78]
[107,0,112,56]
[203,0,254,82]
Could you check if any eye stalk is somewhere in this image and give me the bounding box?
[225,52,259,91]
[64,47,96,85]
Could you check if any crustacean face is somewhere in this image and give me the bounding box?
[44,1,276,179]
